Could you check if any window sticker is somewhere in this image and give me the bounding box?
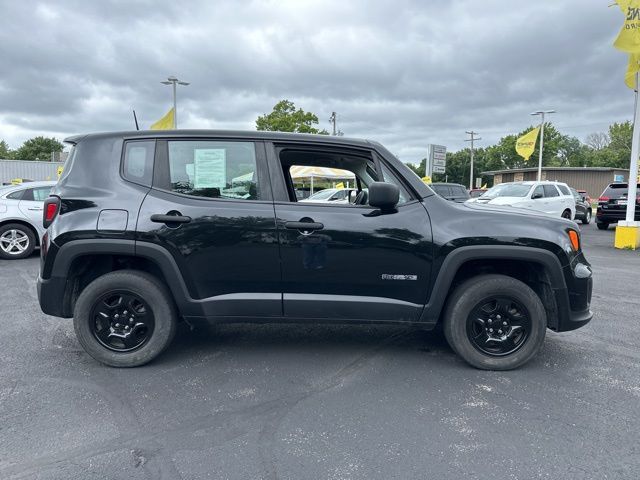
[194,149,226,189]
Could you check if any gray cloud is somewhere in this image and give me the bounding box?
[0,0,632,162]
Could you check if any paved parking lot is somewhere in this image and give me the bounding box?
[1,223,639,480]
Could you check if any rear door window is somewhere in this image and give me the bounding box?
[543,185,559,197]
[163,140,260,200]
[557,184,570,195]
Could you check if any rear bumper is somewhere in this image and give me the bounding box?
[596,207,640,223]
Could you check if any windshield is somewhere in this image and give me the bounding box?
[481,184,532,198]
[306,189,337,200]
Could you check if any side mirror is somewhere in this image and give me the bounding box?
[369,182,399,210]
[532,192,543,199]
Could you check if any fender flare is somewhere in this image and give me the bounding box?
[50,239,201,316]
[418,245,567,326]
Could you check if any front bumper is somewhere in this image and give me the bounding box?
[551,260,593,332]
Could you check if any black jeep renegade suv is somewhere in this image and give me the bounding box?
[37,130,593,370]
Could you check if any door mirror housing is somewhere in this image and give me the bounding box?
[532,192,543,199]
[368,182,399,210]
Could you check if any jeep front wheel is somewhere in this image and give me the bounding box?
[73,270,177,367]
[443,274,546,370]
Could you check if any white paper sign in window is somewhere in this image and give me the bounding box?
[194,149,226,189]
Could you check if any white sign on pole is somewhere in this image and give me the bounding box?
[428,144,447,176]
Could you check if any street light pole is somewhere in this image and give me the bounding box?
[530,110,555,181]
[161,76,190,128]
[465,131,481,190]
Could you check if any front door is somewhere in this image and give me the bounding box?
[269,144,433,322]
[136,138,281,317]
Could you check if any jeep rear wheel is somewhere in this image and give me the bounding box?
[73,270,177,367]
[443,274,546,370]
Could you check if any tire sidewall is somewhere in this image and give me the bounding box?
[74,271,177,367]
[0,223,36,260]
[582,209,591,224]
[444,275,547,370]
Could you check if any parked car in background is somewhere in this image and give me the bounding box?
[577,189,592,205]
[469,181,575,219]
[300,187,357,203]
[596,182,640,230]
[570,187,592,224]
[0,180,56,259]
[429,183,470,202]
[469,188,487,198]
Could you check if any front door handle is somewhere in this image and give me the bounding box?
[151,214,191,224]
[285,221,324,231]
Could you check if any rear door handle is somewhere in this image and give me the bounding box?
[28,207,43,211]
[151,214,191,224]
[285,221,324,231]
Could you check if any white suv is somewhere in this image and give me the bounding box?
[468,181,576,219]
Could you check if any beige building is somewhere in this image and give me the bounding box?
[482,167,630,199]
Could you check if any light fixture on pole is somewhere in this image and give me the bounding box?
[161,76,190,129]
[530,110,555,181]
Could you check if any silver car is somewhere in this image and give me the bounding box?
[0,181,56,259]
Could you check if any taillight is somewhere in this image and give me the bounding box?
[43,196,60,228]
[598,196,609,203]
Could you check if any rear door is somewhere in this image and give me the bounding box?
[136,138,282,317]
[542,184,562,215]
[18,186,53,236]
[268,143,433,322]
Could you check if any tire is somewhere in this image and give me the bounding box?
[561,210,572,219]
[443,274,546,370]
[0,223,36,260]
[596,222,609,230]
[582,209,592,225]
[73,270,177,367]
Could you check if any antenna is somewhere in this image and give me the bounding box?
[132,110,140,131]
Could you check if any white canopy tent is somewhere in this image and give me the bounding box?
[289,165,355,194]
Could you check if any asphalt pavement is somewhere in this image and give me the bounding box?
[1,222,639,479]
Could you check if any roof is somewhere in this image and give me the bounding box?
[64,129,375,148]
[482,166,627,175]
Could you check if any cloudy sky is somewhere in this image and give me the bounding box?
[0,0,633,163]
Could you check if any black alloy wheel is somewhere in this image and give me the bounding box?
[90,291,155,352]
[466,296,531,357]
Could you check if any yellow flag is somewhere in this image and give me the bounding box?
[422,176,432,184]
[614,1,640,53]
[515,127,540,161]
[625,53,640,89]
[150,107,175,130]
[335,182,344,189]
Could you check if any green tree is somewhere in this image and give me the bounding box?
[13,136,63,161]
[256,100,329,134]
[0,140,11,159]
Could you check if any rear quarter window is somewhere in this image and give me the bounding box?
[123,140,155,187]
[557,184,571,195]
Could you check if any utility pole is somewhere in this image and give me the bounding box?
[161,76,190,128]
[329,112,344,136]
[465,131,481,190]
[530,110,555,181]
